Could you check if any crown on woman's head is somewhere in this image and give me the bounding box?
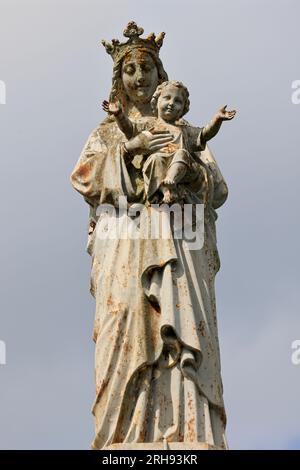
[101,21,165,63]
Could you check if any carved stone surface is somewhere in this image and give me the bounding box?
[103,442,221,451]
[71,21,233,451]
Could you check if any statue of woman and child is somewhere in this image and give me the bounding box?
[71,21,235,450]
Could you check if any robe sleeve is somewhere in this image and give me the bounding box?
[184,124,206,152]
[199,146,229,209]
[70,119,143,208]
[184,124,228,209]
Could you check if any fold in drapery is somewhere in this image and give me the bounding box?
[106,348,227,448]
[90,207,226,450]
[71,119,229,450]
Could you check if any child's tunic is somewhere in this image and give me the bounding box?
[130,116,206,200]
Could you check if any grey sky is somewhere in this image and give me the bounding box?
[0,0,299,449]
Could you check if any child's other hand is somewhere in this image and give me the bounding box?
[216,105,236,121]
[102,99,122,115]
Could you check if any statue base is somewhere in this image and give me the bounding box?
[103,442,222,451]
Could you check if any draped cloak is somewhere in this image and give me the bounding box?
[70,115,229,449]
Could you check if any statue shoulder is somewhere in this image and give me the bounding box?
[85,117,120,150]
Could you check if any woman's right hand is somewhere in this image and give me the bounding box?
[124,130,174,156]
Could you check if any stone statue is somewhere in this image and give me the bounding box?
[102,80,235,204]
[71,21,232,450]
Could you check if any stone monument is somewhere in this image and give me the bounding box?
[71,21,234,450]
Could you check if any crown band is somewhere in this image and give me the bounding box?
[101,21,165,63]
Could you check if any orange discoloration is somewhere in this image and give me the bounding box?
[187,418,196,441]
[107,294,125,314]
[161,143,178,154]
[187,391,193,411]
[123,341,133,354]
[76,163,91,180]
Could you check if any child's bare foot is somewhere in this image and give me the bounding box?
[161,179,179,204]
[162,187,173,204]
[163,176,175,187]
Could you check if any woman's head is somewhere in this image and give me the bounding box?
[110,49,168,106]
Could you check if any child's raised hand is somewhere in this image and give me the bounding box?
[216,105,236,121]
[102,99,122,115]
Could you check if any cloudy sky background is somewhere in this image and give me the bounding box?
[0,0,299,449]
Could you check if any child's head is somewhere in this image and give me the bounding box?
[151,80,190,122]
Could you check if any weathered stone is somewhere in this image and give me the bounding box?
[71,21,232,451]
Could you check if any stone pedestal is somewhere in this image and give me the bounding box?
[103,442,221,451]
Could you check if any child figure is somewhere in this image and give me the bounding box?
[102,80,236,203]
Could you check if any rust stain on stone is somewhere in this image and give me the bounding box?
[76,163,91,180]
[187,417,196,441]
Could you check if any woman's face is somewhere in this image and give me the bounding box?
[121,50,159,104]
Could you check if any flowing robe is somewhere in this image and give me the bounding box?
[71,115,229,449]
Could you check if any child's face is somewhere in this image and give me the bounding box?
[157,85,186,122]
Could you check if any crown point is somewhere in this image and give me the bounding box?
[146,33,156,41]
[123,21,144,40]
[155,32,166,49]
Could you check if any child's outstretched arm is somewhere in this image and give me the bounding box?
[102,99,134,140]
[202,105,236,143]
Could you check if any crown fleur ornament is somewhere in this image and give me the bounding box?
[101,21,165,63]
[123,21,144,39]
